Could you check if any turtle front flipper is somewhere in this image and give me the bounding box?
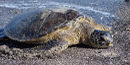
[38,30,80,54]
[0,29,5,38]
[47,39,70,53]
[43,39,71,54]
[23,39,74,58]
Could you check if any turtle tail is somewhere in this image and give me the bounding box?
[0,28,5,38]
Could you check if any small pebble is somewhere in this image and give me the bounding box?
[126,28,130,31]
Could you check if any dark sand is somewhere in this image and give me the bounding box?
[0,2,130,65]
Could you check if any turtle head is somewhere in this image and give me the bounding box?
[84,30,113,48]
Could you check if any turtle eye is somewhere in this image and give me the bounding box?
[100,37,106,41]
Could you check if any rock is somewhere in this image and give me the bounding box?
[0,45,10,53]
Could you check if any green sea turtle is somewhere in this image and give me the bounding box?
[0,8,113,54]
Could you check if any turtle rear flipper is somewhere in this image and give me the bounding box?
[0,29,5,38]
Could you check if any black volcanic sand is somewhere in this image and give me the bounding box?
[0,4,130,65]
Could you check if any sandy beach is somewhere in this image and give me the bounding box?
[0,0,130,65]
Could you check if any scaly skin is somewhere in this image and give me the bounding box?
[0,15,113,54]
[30,16,113,54]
